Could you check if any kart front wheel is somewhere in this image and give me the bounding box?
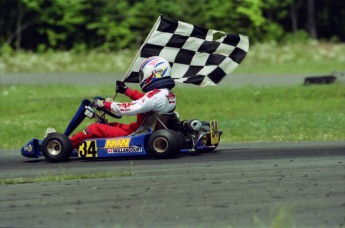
[42,133,72,162]
[148,129,182,159]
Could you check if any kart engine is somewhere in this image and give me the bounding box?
[184,119,202,132]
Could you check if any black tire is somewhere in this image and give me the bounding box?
[148,129,182,159]
[42,133,73,162]
[178,131,187,149]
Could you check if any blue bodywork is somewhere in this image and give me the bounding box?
[21,99,221,160]
[21,130,213,159]
[21,138,42,158]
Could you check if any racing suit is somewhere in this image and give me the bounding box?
[70,87,176,149]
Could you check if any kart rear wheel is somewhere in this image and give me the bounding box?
[42,133,72,162]
[148,129,182,159]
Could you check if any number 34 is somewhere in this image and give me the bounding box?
[78,141,98,158]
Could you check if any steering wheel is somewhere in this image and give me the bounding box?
[93,96,122,119]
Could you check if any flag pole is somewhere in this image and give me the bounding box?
[122,15,162,82]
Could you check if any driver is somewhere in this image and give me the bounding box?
[69,56,176,149]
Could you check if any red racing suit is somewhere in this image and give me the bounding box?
[70,87,176,149]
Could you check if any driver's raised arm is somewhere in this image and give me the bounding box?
[116,80,145,100]
[125,87,145,100]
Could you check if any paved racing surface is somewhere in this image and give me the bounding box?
[1,142,344,227]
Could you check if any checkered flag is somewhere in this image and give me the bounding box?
[124,16,249,86]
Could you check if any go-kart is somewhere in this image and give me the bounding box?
[21,97,222,162]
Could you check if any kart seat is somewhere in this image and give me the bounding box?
[132,111,174,135]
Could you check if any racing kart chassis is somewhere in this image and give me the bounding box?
[21,98,222,162]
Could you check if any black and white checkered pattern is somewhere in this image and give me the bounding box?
[124,16,249,86]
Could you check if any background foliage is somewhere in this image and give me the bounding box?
[1,0,345,53]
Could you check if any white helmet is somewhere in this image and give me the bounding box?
[139,56,172,92]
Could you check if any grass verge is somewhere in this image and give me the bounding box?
[1,83,344,149]
[253,205,295,228]
[0,170,134,185]
[1,41,344,74]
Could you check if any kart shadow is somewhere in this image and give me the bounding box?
[23,159,50,163]
[22,156,150,163]
[22,150,221,163]
[78,151,220,163]
[79,155,153,163]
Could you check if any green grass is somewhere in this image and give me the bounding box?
[242,41,345,74]
[1,84,344,149]
[253,205,295,228]
[1,41,344,74]
[0,49,136,73]
[0,170,134,185]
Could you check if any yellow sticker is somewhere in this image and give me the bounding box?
[105,138,130,148]
[210,120,220,145]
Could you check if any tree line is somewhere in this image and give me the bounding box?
[1,0,344,52]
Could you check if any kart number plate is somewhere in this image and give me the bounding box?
[210,120,220,145]
[79,140,98,158]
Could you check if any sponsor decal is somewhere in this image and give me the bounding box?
[105,138,142,154]
[210,120,220,145]
[105,138,130,148]
[121,102,133,108]
[153,68,164,78]
[119,102,133,112]
[107,147,143,154]
[167,92,176,104]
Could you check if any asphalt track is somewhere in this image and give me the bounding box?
[1,142,345,228]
